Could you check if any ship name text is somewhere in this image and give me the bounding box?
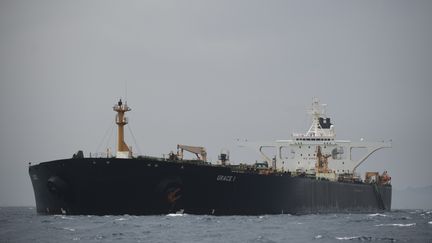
[216,175,236,182]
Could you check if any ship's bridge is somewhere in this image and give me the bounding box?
[240,98,391,181]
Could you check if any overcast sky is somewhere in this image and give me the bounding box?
[1,0,431,206]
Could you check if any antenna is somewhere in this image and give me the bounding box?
[125,81,128,102]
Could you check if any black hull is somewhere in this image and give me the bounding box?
[29,158,391,215]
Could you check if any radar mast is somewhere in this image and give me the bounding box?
[303,97,334,138]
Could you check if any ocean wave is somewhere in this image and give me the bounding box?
[115,217,128,221]
[335,236,363,240]
[166,213,187,217]
[375,223,416,227]
[53,215,74,220]
[409,210,423,214]
[63,227,76,232]
[2,208,430,243]
[367,213,387,217]
[336,236,396,241]
[253,235,275,242]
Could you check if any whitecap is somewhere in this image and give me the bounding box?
[367,213,387,217]
[428,221,432,225]
[63,227,76,232]
[54,215,74,220]
[336,236,360,240]
[95,235,104,240]
[166,213,186,217]
[336,236,374,241]
[375,223,416,227]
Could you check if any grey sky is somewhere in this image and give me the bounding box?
[1,0,431,206]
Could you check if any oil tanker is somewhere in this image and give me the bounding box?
[29,98,392,215]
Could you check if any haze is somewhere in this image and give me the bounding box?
[0,0,431,207]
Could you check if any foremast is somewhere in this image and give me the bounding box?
[113,99,132,158]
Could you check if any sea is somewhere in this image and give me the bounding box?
[0,207,431,243]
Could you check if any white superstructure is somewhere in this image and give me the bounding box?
[242,98,391,180]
